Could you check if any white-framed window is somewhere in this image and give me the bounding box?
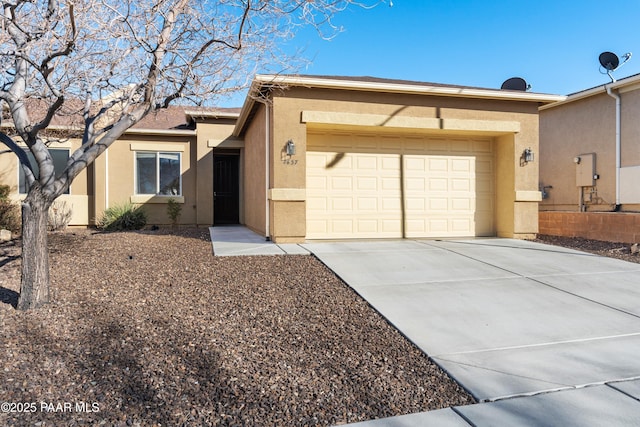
[18,148,70,194]
[135,151,182,196]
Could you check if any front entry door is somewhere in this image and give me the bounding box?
[214,154,240,224]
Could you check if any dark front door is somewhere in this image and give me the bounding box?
[214,154,240,224]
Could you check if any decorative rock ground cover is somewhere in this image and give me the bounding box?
[0,229,473,426]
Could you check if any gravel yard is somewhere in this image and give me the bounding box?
[535,234,640,264]
[0,229,474,427]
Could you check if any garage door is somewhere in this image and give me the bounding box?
[306,132,494,239]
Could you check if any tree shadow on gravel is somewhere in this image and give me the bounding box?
[0,253,19,268]
[6,303,235,426]
[0,286,18,308]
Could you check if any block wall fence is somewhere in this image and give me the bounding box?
[539,211,640,243]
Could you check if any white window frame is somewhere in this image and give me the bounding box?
[133,151,182,197]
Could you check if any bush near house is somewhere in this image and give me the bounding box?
[0,184,20,233]
[48,201,73,232]
[166,198,182,227]
[97,203,147,231]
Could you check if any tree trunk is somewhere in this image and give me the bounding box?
[17,189,51,310]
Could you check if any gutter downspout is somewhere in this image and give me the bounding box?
[606,85,622,209]
[254,98,271,241]
[105,147,109,210]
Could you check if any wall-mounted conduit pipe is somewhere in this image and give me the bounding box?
[606,84,622,210]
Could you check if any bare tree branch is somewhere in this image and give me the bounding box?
[0,131,31,175]
[0,0,381,309]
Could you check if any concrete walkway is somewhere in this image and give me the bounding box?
[209,225,309,256]
[301,239,640,426]
[211,227,640,425]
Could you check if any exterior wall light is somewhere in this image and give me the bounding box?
[522,148,533,163]
[285,139,296,156]
[522,148,534,165]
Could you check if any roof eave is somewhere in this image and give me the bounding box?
[124,128,195,136]
[185,110,240,120]
[256,74,565,102]
[0,123,195,136]
[233,80,264,137]
[234,74,566,136]
[540,73,640,111]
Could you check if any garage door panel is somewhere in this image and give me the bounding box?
[451,198,472,211]
[306,133,494,239]
[330,177,352,190]
[429,178,448,191]
[331,198,353,211]
[357,197,378,211]
[356,177,377,191]
[406,177,426,191]
[452,218,472,232]
[428,158,448,171]
[451,179,471,191]
[307,176,327,190]
[356,156,377,169]
[452,158,472,171]
[406,198,426,210]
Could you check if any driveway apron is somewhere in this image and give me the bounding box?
[303,239,640,417]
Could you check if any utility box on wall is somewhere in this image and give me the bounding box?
[575,153,596,187]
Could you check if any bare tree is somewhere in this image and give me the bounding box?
[0,0,378,310]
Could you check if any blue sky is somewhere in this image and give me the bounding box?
[221,0,640,106]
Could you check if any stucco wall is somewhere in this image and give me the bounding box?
[266,87,542,241]
[93,134,196,226]
[620,88,640,167]
[194,118,238,226]
[540,88,640,212]
[0,137,92,226]
[242,104,267,236]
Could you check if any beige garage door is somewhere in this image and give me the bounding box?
[306,132,494,239]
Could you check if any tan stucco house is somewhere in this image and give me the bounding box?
[1,75,563,242]
[539,73,640,242]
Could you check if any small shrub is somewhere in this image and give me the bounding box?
[0,184,21,233]
[0,200,21,233]
[166,198,182,227]
[97,202,147,231]
[0,185,10,201]
[48,200,73,231]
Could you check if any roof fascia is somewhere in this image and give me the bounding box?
[259,74,565,102]
[0,123,195,137]
[234,74,566,136]
[540,73,640,111]
[233,79,264,137]
[185,110,240,120]
[123,128,195,136]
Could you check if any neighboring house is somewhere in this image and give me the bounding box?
[1,74,562,242]
[539,73,640,243]
[0,105,240,227]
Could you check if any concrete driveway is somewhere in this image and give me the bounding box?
[303,238,640,425]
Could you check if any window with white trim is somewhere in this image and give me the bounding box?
[135,151,181,195]
[18,148,70,194]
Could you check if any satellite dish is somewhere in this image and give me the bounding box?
[599,52,620,71]
[599,51,632,82]
[501,77,529,91]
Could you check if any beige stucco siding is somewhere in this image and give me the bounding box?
[95,135,196,225]
[242,104,268,236]
[540,93,617,211]
[264,87,541,241]
[620,88,640,167]
[195,119,237,225]
[0,137,92,226]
